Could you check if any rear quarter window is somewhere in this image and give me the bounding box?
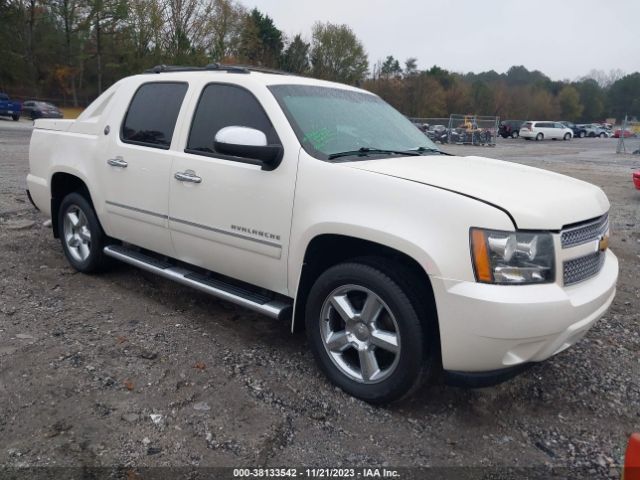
[121,82,188,149]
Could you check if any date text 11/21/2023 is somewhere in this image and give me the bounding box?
[232,468,400,478]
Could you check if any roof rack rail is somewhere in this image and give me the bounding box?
[143,64,291,76]
[144,64,249,74]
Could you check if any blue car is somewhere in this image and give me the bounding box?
[0,93,22,121]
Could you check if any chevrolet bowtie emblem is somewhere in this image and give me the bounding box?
[598,234,609,252]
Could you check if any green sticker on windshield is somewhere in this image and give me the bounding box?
[303,127,333,150]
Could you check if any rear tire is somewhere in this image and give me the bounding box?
[536,133,543,141]
[58,192,111,273]
[579,131,586,138]
[305,261,433,404]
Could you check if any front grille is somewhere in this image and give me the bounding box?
[561,213,609,248]
[563,252,604,286]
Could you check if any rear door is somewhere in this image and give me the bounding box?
[539,122,553,139]
[545,122,557,139]
[100,81,189,257]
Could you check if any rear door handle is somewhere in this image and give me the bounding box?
[107,157,128,168]
[174,170,202,184]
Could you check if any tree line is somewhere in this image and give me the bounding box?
[1,0,638,122]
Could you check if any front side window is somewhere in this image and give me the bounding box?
[268,84,439,161]
[121,82,188,149]
[187,83,279,155]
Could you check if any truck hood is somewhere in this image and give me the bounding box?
[346,155,609,230]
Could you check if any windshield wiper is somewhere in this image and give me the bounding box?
[409,146,450,155]
[328,147,422,160]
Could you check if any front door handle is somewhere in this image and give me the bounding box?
[107,157,128,168]
[174,170,202,184]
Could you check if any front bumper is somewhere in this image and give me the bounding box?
[432,249,618,372]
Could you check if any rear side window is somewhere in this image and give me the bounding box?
[187,83,279,155]
[121,82,188,149]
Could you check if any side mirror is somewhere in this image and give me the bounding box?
[214,126,283,170]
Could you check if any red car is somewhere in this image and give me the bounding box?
[625,433,640,480]
[634,170,640,189]
[614,128,635,138]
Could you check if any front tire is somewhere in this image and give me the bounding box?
[579,131,586,138]
[511,131,519,139]
[11,114,19,121]
[563,133,571,140]
[599,132,606,138]
[305,262,432,404]
[58,192,110,273]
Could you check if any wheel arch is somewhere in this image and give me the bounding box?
[291,233,440,359]
[50,171,96,239]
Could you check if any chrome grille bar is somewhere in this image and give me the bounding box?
[563,252,605,286]
[561,213,609,249]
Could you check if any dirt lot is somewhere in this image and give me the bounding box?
[0,118,638,478]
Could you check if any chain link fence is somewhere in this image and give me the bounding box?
[615,115,640,154]
[447,115,499,146]
[411,115,500,146]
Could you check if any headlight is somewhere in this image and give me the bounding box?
[470,228,555,284]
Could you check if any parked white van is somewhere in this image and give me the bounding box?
[520,121,573,141]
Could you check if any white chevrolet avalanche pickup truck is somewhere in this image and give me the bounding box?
[26,64,618,403]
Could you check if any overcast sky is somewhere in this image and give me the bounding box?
[240,0,640,80]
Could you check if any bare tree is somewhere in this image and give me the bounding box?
[50,0,88,105]
[125,0,164,60]
[162,0,210,60]
[204,0,245,62]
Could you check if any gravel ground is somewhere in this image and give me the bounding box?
[0,118,638,478]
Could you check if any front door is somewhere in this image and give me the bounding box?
[101,81,189,257]
[168,83,297,294]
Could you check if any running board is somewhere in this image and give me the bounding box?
[103,245,292,320]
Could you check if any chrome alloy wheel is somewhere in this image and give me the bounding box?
[63,205,92,262]
[320,285,401,384]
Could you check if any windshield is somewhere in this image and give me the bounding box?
[268,84,439,161]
